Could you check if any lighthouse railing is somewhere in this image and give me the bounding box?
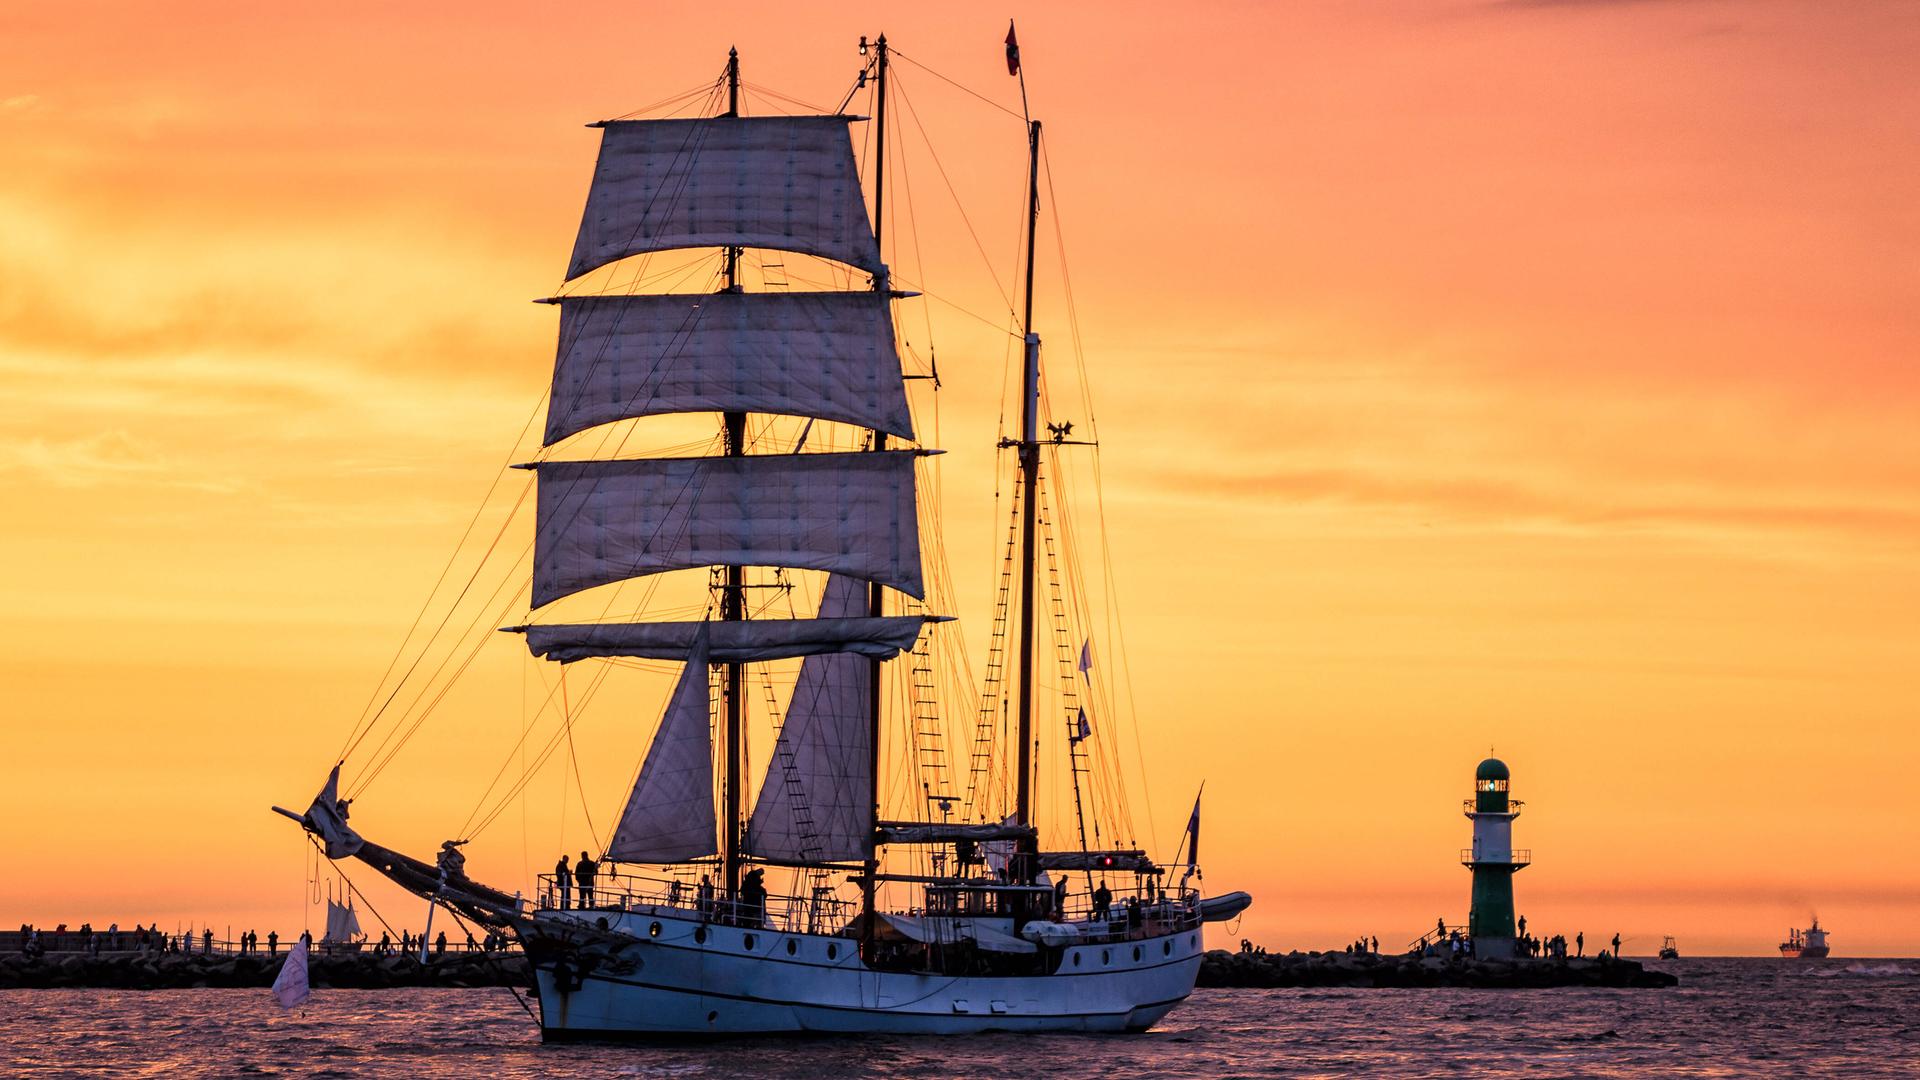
[1460,848,1531,867]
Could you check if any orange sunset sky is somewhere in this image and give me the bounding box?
[3,1,1917,956]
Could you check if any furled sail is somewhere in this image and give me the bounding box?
[521,613,932,664]
[532,451,925,608]
[567,115,880,280]
[544,292,914,445]
[743,575,878,864]
[606,624,718,862]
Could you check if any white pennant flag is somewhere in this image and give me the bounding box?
[271,936,311,1009]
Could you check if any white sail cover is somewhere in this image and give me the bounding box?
[607,624,717,863]
[523,614,930,664]
[744,575,877,864]
[567,116,880,280]
[545,292,914,445]
[533,451,925,608]
[305,765,364,860]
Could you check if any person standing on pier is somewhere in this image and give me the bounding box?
[1576,931,1584,957]
[268,930,278,955]
[203,928,213,954]
[555,854,571,910]
[1611,932,1621,958]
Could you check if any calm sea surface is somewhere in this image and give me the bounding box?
[3,959,1916,1078]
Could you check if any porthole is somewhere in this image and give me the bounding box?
[786,939,797,955]
[649,921,662,938]
[743,934,756,950]
[1133,946,1142,962]
[1072,953,1081,967]
[693,927,707,944]
[827,944,839,960]
[1102,949,1110,965]
[1163,940,1172,956]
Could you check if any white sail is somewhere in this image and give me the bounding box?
[545,292,914,445]
[607,624,718,863]
[323,897,363,943]
[270,937,310,1009]
[533,451,925,608]
[743,575,877,864]
[522,613,932,664]
[567,116,880,280]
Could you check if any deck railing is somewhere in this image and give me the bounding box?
[536,870,1201,941]
[537,870,857,935]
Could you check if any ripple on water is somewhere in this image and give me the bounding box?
[1,961,1918,1077]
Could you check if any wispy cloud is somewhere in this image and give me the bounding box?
[3,429,171,487]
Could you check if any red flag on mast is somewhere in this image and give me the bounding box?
[1005,21,1020,76]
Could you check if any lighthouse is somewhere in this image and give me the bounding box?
[1462,757,1530,959]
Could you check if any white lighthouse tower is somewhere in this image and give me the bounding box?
[1462,756,1531,960]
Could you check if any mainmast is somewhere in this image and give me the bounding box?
[861,33,891,929]
[1013,117,1043,847]
[721,44,746,902]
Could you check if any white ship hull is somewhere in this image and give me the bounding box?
[526,907,1203,1038]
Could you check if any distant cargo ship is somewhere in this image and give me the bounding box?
[1779,918,1830,959]
[1658,936,1680,960]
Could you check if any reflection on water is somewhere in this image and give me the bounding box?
[1,959,1916,1077]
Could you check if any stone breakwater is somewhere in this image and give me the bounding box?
[0,951,532,990]
[1,947,1677,991]
[1197,949,1679,988]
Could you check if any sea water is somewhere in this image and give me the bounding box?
[2,958,1916,1077]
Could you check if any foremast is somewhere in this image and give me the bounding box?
[721,43,747,905]
[861,33,892,933]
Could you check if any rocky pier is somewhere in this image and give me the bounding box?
[0,950,532,991]
[1197,948,1678,989]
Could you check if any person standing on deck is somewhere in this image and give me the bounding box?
[555,854,571,910]
[575,852,598,909]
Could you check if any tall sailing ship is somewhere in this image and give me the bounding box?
[277,32,1248,1037]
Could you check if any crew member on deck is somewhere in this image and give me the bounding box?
[575,852,598,909]
[555,854,572,909]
